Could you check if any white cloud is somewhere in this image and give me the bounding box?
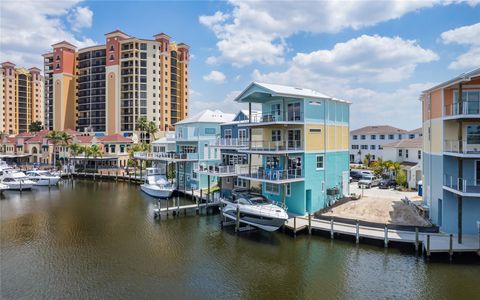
[189,89,261,115]
[199,0,477,67]
[0,0,96,68]
[203,70,226,83]
[441,22,480,69]
[67,6,93,32]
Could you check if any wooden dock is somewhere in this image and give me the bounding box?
[285,216,479,258]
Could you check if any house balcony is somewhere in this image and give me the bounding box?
[239,140,304,154]
[211,138,249,148]
[238,112,304,127]
[444,101,480,120]
[134,151,198,162]
[443,174,480,197]
[444,140,480,158]
[238,167,304,184]
[194,163,252,177]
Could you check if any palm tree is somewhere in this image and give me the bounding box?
[46,131,64,168]
[82,145,91,170]
[136,117,148,143]
[68,143,82,171]
[363,153,372,167]
[59,132,72,165]
[146,121,158,146]
[89,144,103,170]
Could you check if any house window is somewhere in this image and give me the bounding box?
[378,145,383,150]
[205,128,216,135]
[389,134,394,140]
[265,182,280,194]
[398,149,403,157]
[352,135,358,140]
[286,183,291,197]
[466,125,480,144]
[238,129,247,140]
[372,155,376,160]
[418,150,421,160]
[406,149,409,158]
[351,145,359,150]
[370,145,376,150]
[224,129,232,139]
[271,130,281,142]
[371,135,376,140]
[398,134,402,140]
[380,135,385,140]
[360,135,366,140]
[409,134,415,139]
[316,155,324,170]
[361,145,368,150]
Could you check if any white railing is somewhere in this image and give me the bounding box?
[239,111,303,124]
[245,140,303,152]
[443,174,478,193]
[134,151,198,160]
[444,140,480,154]
[194,164,251,175]
[444,101,480,116]
[213,138,249,147]
[239,166,304,181]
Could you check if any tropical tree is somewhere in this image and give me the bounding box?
[81,145,91,170]
[28,121,43,132]
[89,144,103,170]
[395,169,407,188]
[59,132,72,165]
[46,131,64,168]
[68,143,82,171]
[363,153,372,167]
[145,121,158,148]
[136,117,148,143]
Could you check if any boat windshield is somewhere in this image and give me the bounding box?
[249,196,270,205]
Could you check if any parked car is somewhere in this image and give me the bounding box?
[358,175,381,188]
[379,179,397,189]
[350,170,364,181]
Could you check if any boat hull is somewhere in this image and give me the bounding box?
[222,207,286,232]
[5,183,33,190]
[29,177,61,186]
[141,184,174,198]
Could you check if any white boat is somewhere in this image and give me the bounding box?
[140,168,175,198]
[221,192,288,232]
[25,170,61,186]
[0,183,8,194]
[1,172,36,190]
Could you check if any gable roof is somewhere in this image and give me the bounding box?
[235,82,351,104]
[407,127,422,135]
[350,125,407,135]
[97,134,132,143]
[422,67,480,94]
[383,137,423,149]
[175,109,235,125]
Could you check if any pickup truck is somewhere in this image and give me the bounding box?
[358,175,381,189]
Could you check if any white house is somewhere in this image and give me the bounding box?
[383,137,423,189]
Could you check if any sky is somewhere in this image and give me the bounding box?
[1,0,479,130]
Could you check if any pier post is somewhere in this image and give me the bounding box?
[384,225,388,248]
[48,177,51,190]
[191,188,194,201]
[294,217,297,237]
[166,198,169,216]
[20,180,22,193]
[116,170,118,181]
[426,234,431,261]
[177,196,180,216]
[200,189,203,214]
[207,175,211,215]
[235,205,240,233]
[308,214,312,235]
[449,234,453,262]
[356,220,360,244]
[330,219,334,239]
[415,227,419,252]
[196,194,199,215]
[158,200,161,220]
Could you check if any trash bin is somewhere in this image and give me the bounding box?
[418,180,423,196]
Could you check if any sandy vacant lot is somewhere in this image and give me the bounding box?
[320,185,430,226]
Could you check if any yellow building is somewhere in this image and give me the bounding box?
[0,62,44,134]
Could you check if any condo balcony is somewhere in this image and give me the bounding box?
[238,111,304,126]
[444,101,480,119]
[238,166,304,183]
[193,163,252,177]
[443,174,480,197]
[444,140,480,157]
[134,151,198,162]
[211,138,249,148]
[239,140,304,154]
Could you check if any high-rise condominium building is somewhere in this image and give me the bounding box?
[43,30,189,136]
[0,62,44,134]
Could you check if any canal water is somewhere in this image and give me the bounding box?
[1,180,479,299]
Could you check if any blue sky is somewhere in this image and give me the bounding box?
[1,0,479,130]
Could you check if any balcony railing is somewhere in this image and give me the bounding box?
[444,140,480,154]
[444,101,480,117]
[239,112,303,124]
[239,166,304,182]
[243,140,303,152]
[443,174,480,194]
[194,163,252,176]
[134,151,198,161]
[212,138,249,147]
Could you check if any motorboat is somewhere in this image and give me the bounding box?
[140,168,175,198]
[221,192,288,232]
[0,183,8,194]
[25,170,61,186]
[1,172,35,190]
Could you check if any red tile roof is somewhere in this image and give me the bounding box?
[383,137,423,149]
[97,134,132,143]
[350,125,407,135]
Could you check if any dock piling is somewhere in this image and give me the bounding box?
[235,205,240,233]
[293,217,297,237]
[384,225,389,248]
[415,227,419,252]
[330,219,334,239]
[308,214,312,235]
[426,235,431,261]
[449,234,453,262]
[355,221,360,244]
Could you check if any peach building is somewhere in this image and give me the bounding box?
[0,62,44,134]
[43,30,189,138]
